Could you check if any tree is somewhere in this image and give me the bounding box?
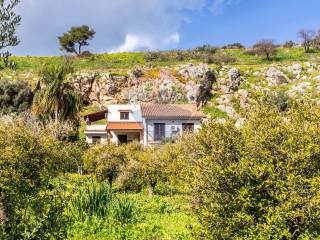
[0,79,34,114]
[58,25,95,56]
[252,39,277,60]
[298,29,315,53]
[313,29,320,49]
[32,60,81,125]
[0,121,68,238]
[0,0,21,68]
[83,144,127,189]
[190,104,320,239]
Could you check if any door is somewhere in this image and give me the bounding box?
[118,135,128,144]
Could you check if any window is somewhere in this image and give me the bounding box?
[92,136,101,144]
[120,111,129,120]
[182,123,194,132]
[154,123,165,141]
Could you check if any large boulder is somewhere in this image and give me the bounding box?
[122,78,187,104]
[178,63,211,80]
[265,67,290,86]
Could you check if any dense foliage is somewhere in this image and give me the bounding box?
[0,79,33,114]
[2,102,320,239]
[0,121,68,239]
[191,104,320,239]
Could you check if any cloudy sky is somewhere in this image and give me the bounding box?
[12,0,320,56]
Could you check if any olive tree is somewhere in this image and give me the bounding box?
[83,143,127,189]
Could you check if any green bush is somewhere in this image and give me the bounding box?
[0,121,68,239]
[0,79,33,114]
[191,104,320,239]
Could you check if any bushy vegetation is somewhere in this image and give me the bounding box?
[0,79,33,114]
[190,104,320,239]
[1,101,320,239]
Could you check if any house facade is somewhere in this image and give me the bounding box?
[84,104,205,146]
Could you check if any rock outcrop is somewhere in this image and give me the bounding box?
[266,67,290,86]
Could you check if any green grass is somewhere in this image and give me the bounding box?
[55,174,199,240]
[202,105,229,118]
[7,48,320,74]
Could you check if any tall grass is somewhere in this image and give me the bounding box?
[67,182,137,226]
[68,182,112,221]
[112,198,137,224]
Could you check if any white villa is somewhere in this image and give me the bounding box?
[84,104,205,146]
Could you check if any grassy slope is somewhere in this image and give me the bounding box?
[8,48,320,73]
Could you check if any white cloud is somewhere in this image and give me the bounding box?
[10,0,238,55]
[112,34,154,53]
[112,32,180,53]
[10,0,207,55]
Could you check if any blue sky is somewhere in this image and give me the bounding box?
[12,0,320,56]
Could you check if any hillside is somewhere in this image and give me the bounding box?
[2,48,320,121]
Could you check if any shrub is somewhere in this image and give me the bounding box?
[0,79,34,114]
[283,40,295,48]
[0,121,68,239]
[191,104,320,239]
[194,44,219,54]
[206,54,237,64]
[83,144,127,188]
[222,42,245,49]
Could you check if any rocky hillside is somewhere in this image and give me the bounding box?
[71,61,320,120]
[2,49,320,121]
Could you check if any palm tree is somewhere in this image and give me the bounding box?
[32,60,81,124]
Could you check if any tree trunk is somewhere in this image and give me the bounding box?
[108,176,113,191]
[78,44,82,56]
[0,201,6,223]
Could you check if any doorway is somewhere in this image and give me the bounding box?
[118,134,128,144]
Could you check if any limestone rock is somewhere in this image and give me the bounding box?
[265,67,290,86]
[178,63,211,80]
[286,82,312,98]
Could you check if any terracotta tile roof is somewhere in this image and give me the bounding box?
[106,122,144,130]
[141,104,205,120]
